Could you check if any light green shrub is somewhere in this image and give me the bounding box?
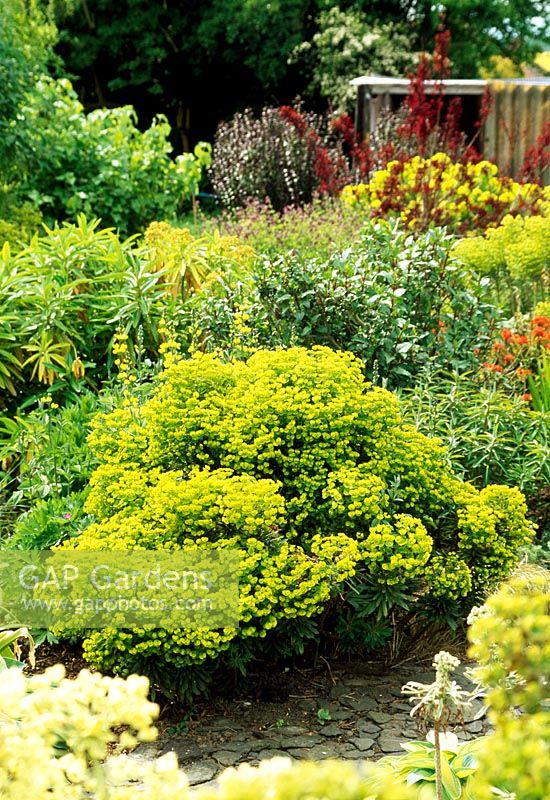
[453,212,550,312]
[18,77,211,236]
[71,347,533,696]
[468,571,550,799]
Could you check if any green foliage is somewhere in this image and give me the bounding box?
[8,492,90,550]
[0,392,100,506]
[0,216,168,409]
[529,352,550,412]
[293,7,413,110]
[17,78,210,236]
[204,198,367,261]
[70,346,532,697]
[453,213,550,314]
[0,0,56,174]
[0,198,43,248]
[468,572,550,799]
[187,224,498,389]
[401,373,550,496]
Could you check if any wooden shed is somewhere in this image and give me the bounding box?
[351,76,550,183]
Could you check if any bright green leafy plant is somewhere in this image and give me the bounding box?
[66,346,533,698]
[17,78,211,236]
[0,216,168,409]
[186,223,498,389]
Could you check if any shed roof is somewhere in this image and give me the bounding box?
[350,76,550,94]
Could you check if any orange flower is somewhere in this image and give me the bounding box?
[501,328,512,341]
[522,392,532,402]
[516,367,531,379]
[532,316,550,328]
[503,353,515,364]
[511,334,529,346]
[532,326,547,339]
[493,342,505,352]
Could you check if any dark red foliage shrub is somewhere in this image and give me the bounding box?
[519,120,550,185]
[212,103,360,210]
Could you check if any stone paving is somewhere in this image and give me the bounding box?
[127,662,489,789]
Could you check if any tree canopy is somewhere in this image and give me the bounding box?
[42,0,550,141]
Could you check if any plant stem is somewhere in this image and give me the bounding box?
[434,722,444,800]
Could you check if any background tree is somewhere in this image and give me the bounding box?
[47,0,550,144]
[0,0,57,174]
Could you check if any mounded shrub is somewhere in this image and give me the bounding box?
[185,223,498,389]
[453,212,550,313]
[70,347,533,697]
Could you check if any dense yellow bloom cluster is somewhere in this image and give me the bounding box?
[342,154,549,233]
[78,347,532,680]
[468,572,550,799]
[453,212,550,282]
[361,515,432,585]
[144,220,255,298]
[423,553,472,599]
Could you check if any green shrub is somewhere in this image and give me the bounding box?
[468,571,550,799]
[0,391,102,545]
[17,77,211,236]
[0,216,167,409]
[0,199,43,248]
[401,373,550,544]
[69,346,533,697]
[185,223,498,389]
[453,212,550,313]
[8,492,90,550]
[0,0,56,175]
